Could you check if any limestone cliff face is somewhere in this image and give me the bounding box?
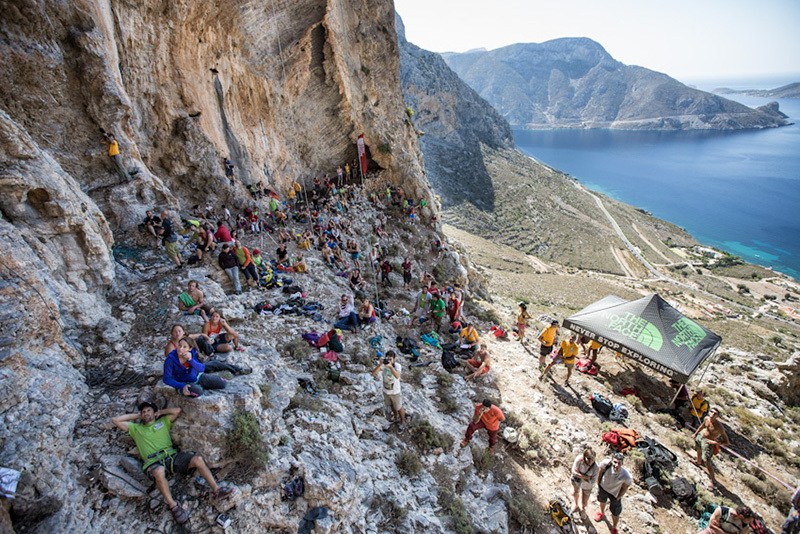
[397,15,513,210]
[0,0,433,530]
[443,38,789,130]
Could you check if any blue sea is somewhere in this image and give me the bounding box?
[513,87,800,280]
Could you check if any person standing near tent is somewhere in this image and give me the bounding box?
[538,320,559,371]
[692,407,729,491]
[594,452,631,534]
[539,333,579,385]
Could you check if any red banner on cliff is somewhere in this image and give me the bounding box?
[357,134,367,178]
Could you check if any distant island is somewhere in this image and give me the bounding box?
[713,82,800,99]
[441,38,789,131]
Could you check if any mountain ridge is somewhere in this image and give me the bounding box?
[442,38,789,131]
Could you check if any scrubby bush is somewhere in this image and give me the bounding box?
[471,446,495,471]
[507,494,543,528]
[227,412,269,469]
[284,338,313,360]
[287,386,323,412]
[259,383,272,410]
[396,450,423,476]
[410,419,452,451]
[438,488,475,534]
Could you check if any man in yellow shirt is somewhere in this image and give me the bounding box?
[587,339,602,363]
[538,320,559,370]
[101,131,129,181]
[540,333,579,386]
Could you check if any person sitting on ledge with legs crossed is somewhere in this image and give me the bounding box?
[111,402,235,525]
[461,399,504,455]
[464,344,491,380]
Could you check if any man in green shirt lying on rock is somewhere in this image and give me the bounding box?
[112,402,235,524]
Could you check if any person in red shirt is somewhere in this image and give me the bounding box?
[460,399,504,454]
[214,220,235,246]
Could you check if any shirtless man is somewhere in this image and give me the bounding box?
[464,344,491,380]
[177,280,212,320]
[692,407,729,490]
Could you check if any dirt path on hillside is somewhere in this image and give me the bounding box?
[609,245,635,277]
[632,222,672,263]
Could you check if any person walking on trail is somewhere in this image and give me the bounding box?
[594,452,632,534]
[464,344,491,380]
[692,407,730,491]
[101,131,130,181]
[540,333,579,385]
[698,505,755,534]
[537,320,559,371]
[571,447,599,515]
[111,402,235,524]
[460,399,504,454]
[516,303,532,344]
[782,483,800,534]
[158,210,183,269]
[218,244,242,294]
[372,351,406,432]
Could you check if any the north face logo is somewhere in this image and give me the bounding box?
[607,312,663,350]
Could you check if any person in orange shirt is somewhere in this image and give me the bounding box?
[460,399,505,454]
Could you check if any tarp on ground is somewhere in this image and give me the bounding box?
[562,293,721,383]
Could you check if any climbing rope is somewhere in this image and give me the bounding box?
[267,0,303,191]
[336,0,366,189]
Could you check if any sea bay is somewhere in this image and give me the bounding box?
[513,96,800,280]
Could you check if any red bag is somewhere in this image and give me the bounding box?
[602,431,621,449]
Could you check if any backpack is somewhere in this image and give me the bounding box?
[548,498,571,528]
[670,477,697,505]
[609,403,628,422]
[613,428,641,453]
[602,431,621,449]
[636,437,677,467]
[590,393,613,416]
[282,477,305,501]
[441,350,458,371]
[750,519,771,534]
[642,456,663,495]
[576,358,599,375]
[254,301,273,314]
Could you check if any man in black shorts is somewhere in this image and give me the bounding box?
[537,320,559,371]
[112,402,235,524]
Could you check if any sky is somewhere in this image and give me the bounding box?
[394,0,800,85]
